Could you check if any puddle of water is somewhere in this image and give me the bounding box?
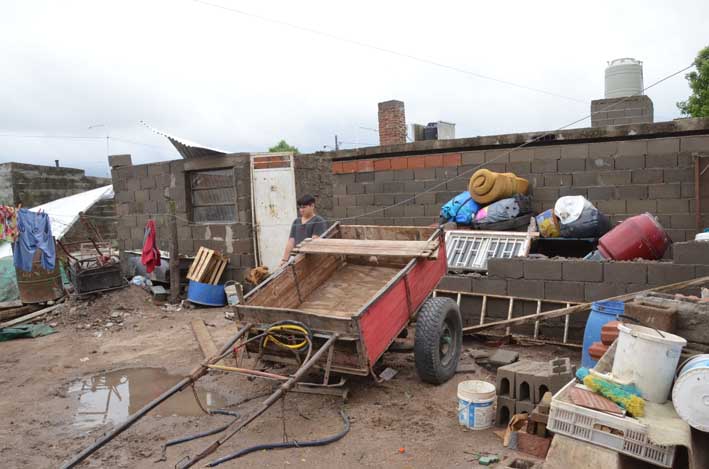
[69,367,227,430]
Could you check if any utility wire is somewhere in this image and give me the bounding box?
[191,0,585,104]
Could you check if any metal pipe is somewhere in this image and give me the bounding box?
[60,322,254,469]
[696,154,702,231]
[207,364,288,381]
[178,333,339,469]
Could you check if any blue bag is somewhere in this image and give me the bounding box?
[440,191,479,225]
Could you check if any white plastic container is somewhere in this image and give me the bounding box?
[612,323,686,403]
[672,354,709,432]
[457,380,496,430]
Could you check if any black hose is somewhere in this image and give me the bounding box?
[155,409,240,462]
[205,409,350,467]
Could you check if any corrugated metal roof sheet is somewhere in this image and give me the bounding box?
[141,121,229,159]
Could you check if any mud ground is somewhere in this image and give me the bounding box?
[0,287,578,468]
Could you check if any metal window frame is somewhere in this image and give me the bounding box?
[445,230,536,272]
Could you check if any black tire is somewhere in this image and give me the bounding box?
[414,297,463,384]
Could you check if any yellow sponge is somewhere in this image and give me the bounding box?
[583,375,645,417]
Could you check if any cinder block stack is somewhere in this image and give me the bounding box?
[495,358,575,426]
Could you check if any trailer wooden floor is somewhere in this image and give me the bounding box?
[297,263,400,318]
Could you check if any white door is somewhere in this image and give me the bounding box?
[251,153,298,272]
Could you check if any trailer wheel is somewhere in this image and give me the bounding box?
[414,297,462,384]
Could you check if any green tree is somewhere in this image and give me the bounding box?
[677,45,709,117]
[269,140,299,154]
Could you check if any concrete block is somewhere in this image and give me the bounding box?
[614,184,647,200]
[648,182,681,199]
[515,400,535,415]
[603,262,647,284]
[624,301,677,333]
[589,141,618,158]
[674,241,709,265]
[562,260,603,282]
[523,259,562,280]
[509,162,531,174]
[648,137,680,155]
[530,187,559,202]
[508,279,544,299]
[543,173,572,187]
[631,168,663,184]
[584,282,626,302]
[346,183,365,195]
[587,186,614,201]
[489,349,519,367]
[461,151,485,165]
[392,169,414,181]
[647,263,696,285]
[663,167,693,183]
[558,158,586,172]
[496,396,516,426]
[617,140,647,156]
[587,156,614,170]
[626,199,657,213]
[646,153,678,168]
[437,275,472,292]
[543,281,584,302]
[373,170,394,182]
[614,154,645,170]
[571,172,598,186]
[108,154,132,168]
[657,198,689,213]
[473,277,508,295]
[559,186,587,198]
[596,200,626,214]
[413,168,436,180]
[497,362,524,399]
[682,182,695,198]
[487,258,524,279]
[681,135,709,152]
[531,159,557,173]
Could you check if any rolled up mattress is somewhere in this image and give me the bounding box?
[468,169,529,205]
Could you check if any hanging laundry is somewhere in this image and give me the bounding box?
[141,219,161,274]
[13,208,56,272]
[0,206,19,242]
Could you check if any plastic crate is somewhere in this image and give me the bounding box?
[548,380,675,467]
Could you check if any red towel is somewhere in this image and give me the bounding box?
[141,220,161,273]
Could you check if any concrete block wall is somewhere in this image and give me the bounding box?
[328,126,709,244]
[0,162,111,207]
[591,95,654,127]
[293,154,334,219]
[112,158,255,282]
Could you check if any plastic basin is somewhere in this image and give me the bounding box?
[187,280,226,307]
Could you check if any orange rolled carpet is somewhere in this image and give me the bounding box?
[468,169,529,205]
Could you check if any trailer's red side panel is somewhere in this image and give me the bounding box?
[359,243,447,367]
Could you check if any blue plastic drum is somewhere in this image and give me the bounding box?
[581,300,624,368]
[187,280,227,307]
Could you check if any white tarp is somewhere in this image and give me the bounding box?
[0,185,114,258]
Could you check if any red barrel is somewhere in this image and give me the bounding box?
[598,213,671,261]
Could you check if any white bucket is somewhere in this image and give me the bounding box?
[612,323,686,403]
[457,380,496,430]
[672,354,709,432]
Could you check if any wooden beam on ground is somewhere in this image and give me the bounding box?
[463,276,709,333]
[0,305,35,322]
[191,319,218,359]
[0,304,61,328]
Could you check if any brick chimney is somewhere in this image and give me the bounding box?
[377,100,407,146]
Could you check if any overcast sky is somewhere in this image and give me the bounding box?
[1,0,707,177]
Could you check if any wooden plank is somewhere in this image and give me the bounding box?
[463,276,709,333]
[191,319,218,359]
[196,250,214,282]
[0,305,33,322]
[339,225,436,241]
[183,153,249,172]
[186,247,205,280]
[210,258,228,285]
[0,304,61,328]
[293,239,437,257]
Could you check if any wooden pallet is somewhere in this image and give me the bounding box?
[186,247,229,285]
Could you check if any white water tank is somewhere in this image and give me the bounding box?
[604,58,644,99]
